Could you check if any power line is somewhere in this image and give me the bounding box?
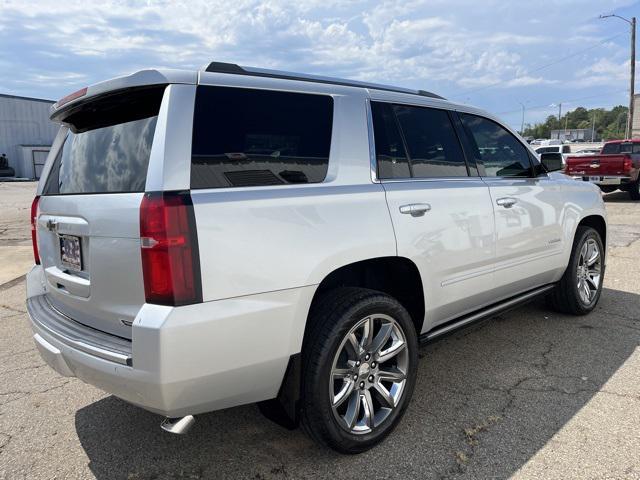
[495,91,627,116]
[449,33,625,98]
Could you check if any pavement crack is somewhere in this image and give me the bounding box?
[0,303,26,314]
[0,363,47,376]
[600,310,640,324]
[0,349,35,360]
[0,431,12,452]
[0,381,71,407]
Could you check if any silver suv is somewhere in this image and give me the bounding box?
[26,62,607,453]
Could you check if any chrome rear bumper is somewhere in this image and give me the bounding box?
[27,294,132,366]
[570,176,632,186]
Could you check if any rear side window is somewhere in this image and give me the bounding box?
[43,86,164,195]
[393,104,467,178]
[191,86,333,189]
[460,114,532,177]
[371,102,411,179]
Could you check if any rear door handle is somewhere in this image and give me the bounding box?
[399,203,431,217]
[496,197,518,208]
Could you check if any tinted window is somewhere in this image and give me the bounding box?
[191,86,333,189]
[460,114,532,177]
[394,105,467,177]
[371,102,411,179]
[535,146,559,154]
[603,142,640,154]
[43,86,163,195]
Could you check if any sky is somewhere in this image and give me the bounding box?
[1,0,638,130]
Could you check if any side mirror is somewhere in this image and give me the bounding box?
[540,152,564,173]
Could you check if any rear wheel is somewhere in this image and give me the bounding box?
[548,226,604,315]
[300,287,418,453]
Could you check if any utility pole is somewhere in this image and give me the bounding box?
[631,16,636,138]
[558,103,562,122]
[600,13,636,139]
[519,102,525,134]
[591,111,597,142]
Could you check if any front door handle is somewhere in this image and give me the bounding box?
[496,197,518,208]
[399,203,431,217]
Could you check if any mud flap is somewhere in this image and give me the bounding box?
[257,353,301,430]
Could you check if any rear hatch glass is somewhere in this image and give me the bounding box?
[38,85,165,339]
[43,86,163,195]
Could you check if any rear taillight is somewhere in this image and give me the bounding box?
[623,156,633,173]
[140,191,202,306]
[31,196,40,265]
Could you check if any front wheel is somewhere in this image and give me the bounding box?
[548,226,605,315]
[300,287,418,453]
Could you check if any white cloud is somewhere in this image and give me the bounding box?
[570,58,636,88]
[0,0,636,112]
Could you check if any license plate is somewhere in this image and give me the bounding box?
[59,234,82,271]
[588,176,601,182]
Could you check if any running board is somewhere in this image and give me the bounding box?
[419,284,555,343]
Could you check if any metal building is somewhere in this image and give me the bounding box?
[0,93,58,179]
[550,128,593,142]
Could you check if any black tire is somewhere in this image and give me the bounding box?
[628,180,640,200]
[300,287,418,453]
[548,226,605,315]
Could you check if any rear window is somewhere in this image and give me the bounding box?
[602,142,640,154]
[43,86,164,195]
[191,86,333,189]
[535,146,559,154]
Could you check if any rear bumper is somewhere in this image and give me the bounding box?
[26,265,315,417]
[570,176,633,187]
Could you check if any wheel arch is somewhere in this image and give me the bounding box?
[259,256,425,429]
[304,256,425,340]
[577,214,607,252]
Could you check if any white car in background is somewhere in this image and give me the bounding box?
[535,144,572,164]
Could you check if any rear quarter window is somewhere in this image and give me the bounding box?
[191,86,333,189]
[601,143,621,155]
[43,86,164,195]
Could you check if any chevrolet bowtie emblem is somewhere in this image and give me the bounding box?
[46,219,58,232]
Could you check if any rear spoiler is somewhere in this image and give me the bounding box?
[50,69,197,121]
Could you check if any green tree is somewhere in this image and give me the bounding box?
[522,105,628,141]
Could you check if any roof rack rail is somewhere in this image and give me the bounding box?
[203,62,445,100]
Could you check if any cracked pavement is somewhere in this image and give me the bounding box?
[0,183,639,479]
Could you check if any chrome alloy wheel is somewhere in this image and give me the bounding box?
[576,238,602,304]
[329,314,409,435]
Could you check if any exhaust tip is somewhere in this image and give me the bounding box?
[160,415,195,434]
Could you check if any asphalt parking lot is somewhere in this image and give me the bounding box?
[0,181,639,479]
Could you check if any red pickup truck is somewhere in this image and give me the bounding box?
[565,139,640,200]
